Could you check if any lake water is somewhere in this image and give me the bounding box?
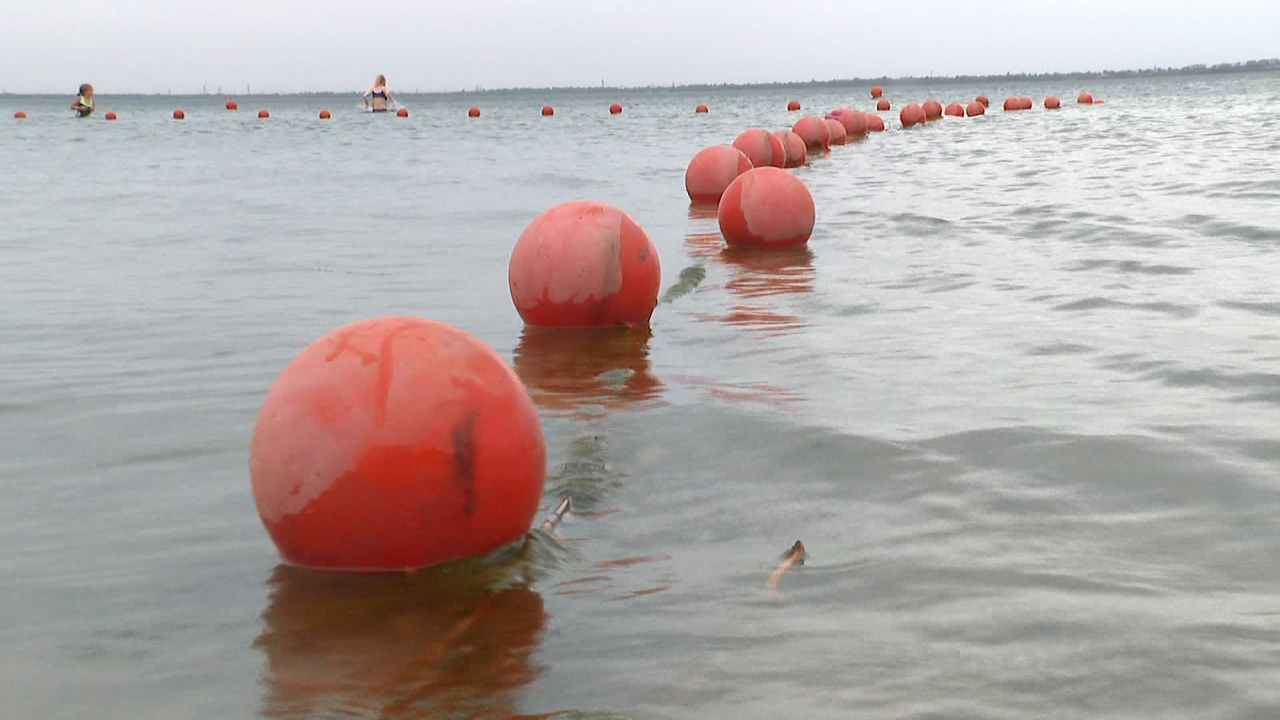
[3,74,1280,719]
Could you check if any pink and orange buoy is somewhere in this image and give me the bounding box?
[541,105,554,116]
[876,98,891,111]
[838,109,867,137]
[173,108,185,119]
[468,106,481,118]
[922,99,943,121]
[396,108,409,117]
[944,102,965,117]
[824,118,848,146]
[899,103,926,128]
[508,200,661,328]
[871,85,884,99]
[1044,95,1062,109]
[225,99,238,111]
[104,111,117,120]
[13,110,25,119]
[772,130,807,168]
[695,103,709,114]
[1078,92,1094,104]
[609,102,623,114]
[732,128,785,170]
[966,101,985,117]
[249,316,547,572]
[865,113,886,132]
[319,109,331,119]
[976,95,990,107]
[787,100,801,111]
[791,116,829,151]
[258,109,270,118]
[685,145,754,203]
[718,167,815,249]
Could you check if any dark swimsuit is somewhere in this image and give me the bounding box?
[370,90,388,112]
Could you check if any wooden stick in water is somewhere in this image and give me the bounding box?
[539,496,571,534]
[766,540,806,593]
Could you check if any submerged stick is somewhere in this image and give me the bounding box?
[539,496,572,534]
[766,540,806,593]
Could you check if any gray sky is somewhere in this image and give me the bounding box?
[3,0,1277,94]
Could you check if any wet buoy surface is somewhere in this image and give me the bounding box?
[1078,92,1094,104]
[541,105,554,116]
[944,102,964,117]
[876,98,891,111]
[319,109,331,119]
[396,108,409,117]
[718,167,815,249]
[838,109,867,137]
[13,110,25,119]
[976,95,990,107]
[791,116,829,151]
[1003,97,1020,111]
[609,102,622,114]
[865,113,886,132]
[900,103,926,128]
[922,99,943,120]
[966,101,985,117]
[258,109,270,118]
[173,109,185,119]
[1044,95,1061,109]
[787,100,801,111]
[824,118,847,146]
[468,106,481,118]
[695,103,709,113]
[508,200,661,328]
[225,99,238,111]
[685,145,754,203]
[732,128,783,170]
[104,111,117,120]
[249,316,546,572]
[871,85,884,98]
[772,130,808,168]
[1019,96,1033,110]
[1093,98,1107,105]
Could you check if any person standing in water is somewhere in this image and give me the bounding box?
[70,84,95,117]
[362,75,394,112]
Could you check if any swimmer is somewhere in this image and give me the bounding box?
[362,75,395,112]
[71,84,95,117]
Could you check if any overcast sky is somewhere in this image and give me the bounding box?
[3,0,1277,94]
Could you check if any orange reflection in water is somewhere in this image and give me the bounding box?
[512,326,664,418]
[255,565,546,720]
[691,245,816,337]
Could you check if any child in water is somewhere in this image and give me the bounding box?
[70,84,95,117]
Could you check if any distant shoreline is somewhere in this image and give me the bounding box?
[4,59,1277,97]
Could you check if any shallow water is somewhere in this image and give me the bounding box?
[3,74,1280,719]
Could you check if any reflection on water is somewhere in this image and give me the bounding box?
[512,326,664,418]
[255,559,547,720]
[686,202,719,221]
[721,246,815,299]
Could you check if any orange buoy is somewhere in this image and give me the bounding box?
[249,316,546,572]
[173,108,185,119]
[976,95,990,107]
[787,100,801,111]
[104,111,117,120]
[772,130,807,167]
[541,105,554,116]
[1093,98,1107,104]
[876,98,891,111]
[871,85,884,99]
[609,102,622,114]
[225,99,238,111]
[944,102,964,118]
[824,118,848,146]
[258,109,270,118]
[838,108,867,137]
[1003,97,1020,111]
[732,128,784,169]
[396,108,409,117]
[695,103,709,114]
[1020,96,1033,110]
[685,145,754,203]
[923,99,944,121]
[718,167,815,249]
[468,106,481,117]
[508,200,661,328]
[319,109,331,119]
[966,101,985,117]
[865,113,886,132]
[13,110,25,119]
[1044,95,1061,109]
[899,103,926,128]
[791,116,829,151]
[1078,92,1094,104]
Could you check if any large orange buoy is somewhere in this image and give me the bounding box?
[249,316,546,572]
[226,99,238,111]
[876,98,891,111]
[319,109,331,119]
[922,99,943,121]
[865,113,886,132]
[685,145,754,203]
[966,101,985,117]
[1019,96,1033,110]
[609,102,622,114]
[838,108,867,137]
[396,108,409,117]
[259,109,270,118]
[695,103,709,113]
[824,118,848,146]
[1078,92,1094,104]
[1003,97,1020,111]
[976,95,990,107]
[718,167,815,249]
[104,111,117,120]
[787,100,801,111]
[541,105,554,116]
[772,130,807,168]
[732,128,784,170]
[13,110,25,119]
[791,116,829,151]
[508,200,661,328]
[871,85,884,98]
[1044,95,1061,109]
[173,108,185,119]
[944,102,964,117]
[468,106,481,118]
[900,103,926,128]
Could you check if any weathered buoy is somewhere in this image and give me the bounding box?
[865,113,886,132]
[1003,97,1021,111]
[900,103,926,128]
[249,316,546,572]
[173,109,185,119]
[838,108,867,137]
[609,102,622,114]
[258,109,270,118]
[733,128,785,170]
[787,100,801,111]
[695,103,709,114]
[1019,96,1033,110]
[1078,92,1094,104]
[718,167,815,249]
[396,107,409,117]
[1044,95,1061,109]
[468,106,481,118]
[541,105,554,116]
[319,109,331,119]
[225,99,238,111]
[976,95,990,107]
[966,101,985,117]
[13,110,25,119]
[104,111,117,120]
[871,85,884,98]
[685,145,754,203]
[508,200,661,328]
[876,98,891,111]
[824,118,848,146]
[944,102,965,117]
[1093,98,1107,105]
[772,130,808,168]
[922,99,943,121]
[791,116,829,151]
